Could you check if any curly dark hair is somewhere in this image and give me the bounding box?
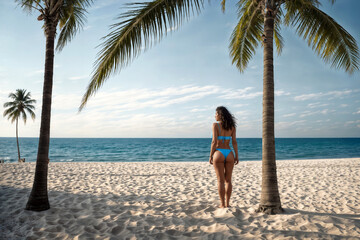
[216,106,236,131]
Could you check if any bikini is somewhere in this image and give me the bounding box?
[216,123,233,163]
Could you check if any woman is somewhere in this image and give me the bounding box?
[209,106,238,208]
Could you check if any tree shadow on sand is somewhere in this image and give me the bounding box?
[0,186,248,239]
[1,186,360,240]
[284,208,360,220]
[255,208,360,240]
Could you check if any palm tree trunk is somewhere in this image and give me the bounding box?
[16,118,21,161]
[256,7,283,214]
[26,20,57,211]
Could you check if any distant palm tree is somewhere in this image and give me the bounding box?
[16,0,93,211]
[80,0,359,214]
[3,89,36,162]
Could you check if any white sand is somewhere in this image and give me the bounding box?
[1,158,360,239]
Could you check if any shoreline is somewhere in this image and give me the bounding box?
[1,158,360,239]
[1,157,360,164]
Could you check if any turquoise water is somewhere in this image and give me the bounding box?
[0,138,359,163]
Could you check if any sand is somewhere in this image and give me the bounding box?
[0,158,360,239]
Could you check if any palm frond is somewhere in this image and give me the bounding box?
[23,90,32,99]
[274,6,284,55]
[26,108,36,121]
[6,111,19,123]
[79,0,204,111]
[24,99,37,105]
[15,0,43,13]
[229,0,263,72]
[3,89,36,123]
[284,0,316,25]
[221,0,226,12]
[3,101,16,108]
[56,5,88,51]
[21,110,28,124]
[3,107,16,117]
[8,92,17,100]
[72,0,94,9]
[25,104,36,110]
[288,3,359,74]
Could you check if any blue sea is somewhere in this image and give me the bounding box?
[0,138,359,163]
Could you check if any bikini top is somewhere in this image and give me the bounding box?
[217,123,231,142]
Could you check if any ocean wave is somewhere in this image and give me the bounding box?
[59,159,74,162]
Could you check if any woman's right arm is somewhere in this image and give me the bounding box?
[209,123,217,165]
[232,127,239,165]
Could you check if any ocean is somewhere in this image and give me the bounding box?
[0,138,359,163]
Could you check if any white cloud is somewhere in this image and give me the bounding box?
[294,89,355,101]
[2,82,357,138]
[190,108,207,113]
[69,75,88,81]
[50,110,211,138]
[222,87,262,100]
[283,113,296,117]
[345,120,360,127]
[327,90,355,99]
[320,109,331,114]
[300,111,315,118]
[52,94,82,110]
[250,65,258,70]
[28,84,263,137]
[233,103,249,108]
[300,109,334,118]
[50,85,224,114]
[28,70,44,76]
[294,93,319,101]
[275,90,291,96]
[316,119,331,123]
[276,120,307,130]
[81,85,230,112]
[234,111,250,117]
[307,102,329,109]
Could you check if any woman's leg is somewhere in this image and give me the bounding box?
[224,152,235,207]
[213,151,226,208]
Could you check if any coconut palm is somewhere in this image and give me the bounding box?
[16,0,93,211]
[79,0,359,214]
[3,89,36,162]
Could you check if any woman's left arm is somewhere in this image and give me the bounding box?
[209,123,217,164]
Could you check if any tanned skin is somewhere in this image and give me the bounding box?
[209,111,238,208]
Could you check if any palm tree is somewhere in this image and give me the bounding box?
[3,89,36,162]
[79,0,359,214]
[16,0,93,211]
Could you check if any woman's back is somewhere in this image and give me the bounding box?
[215,123,233,149]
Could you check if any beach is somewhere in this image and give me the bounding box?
[0,158,359,239]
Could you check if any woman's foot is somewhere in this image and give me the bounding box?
[218,204,226,208]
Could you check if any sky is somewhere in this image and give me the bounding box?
[0,0,359,138]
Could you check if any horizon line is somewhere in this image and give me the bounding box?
[1,137,360,139]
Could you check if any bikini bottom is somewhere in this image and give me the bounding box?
[216,148,232,163]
